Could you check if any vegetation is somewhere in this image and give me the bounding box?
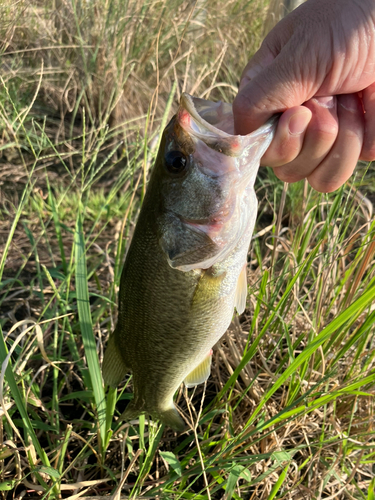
[0,0,374,498]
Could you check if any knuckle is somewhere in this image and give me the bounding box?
[232,93,249,116]
[309,180,340,193]
[307,174,346,193]
[360,144,375,162]
[275,141,301,165]
[273,165,305,183]
[312,121,338,142]
[345,130,362,141]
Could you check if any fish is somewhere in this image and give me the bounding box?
[102,93,277,431]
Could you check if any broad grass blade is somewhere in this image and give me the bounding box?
[74,212,107,451]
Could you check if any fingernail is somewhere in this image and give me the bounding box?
[339,94,360,112]
[288,111,311,136]
[313,96,335,109]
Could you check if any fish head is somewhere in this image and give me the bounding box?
[151,93,277,272]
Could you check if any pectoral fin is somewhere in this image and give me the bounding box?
[234,263,247,314]
[184,351,212,388]
[102,332,129,387]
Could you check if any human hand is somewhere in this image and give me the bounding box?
[233,0,375,192]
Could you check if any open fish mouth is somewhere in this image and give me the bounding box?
[159,93,279,272]
[178,93,278,159]
[177,95,241,157]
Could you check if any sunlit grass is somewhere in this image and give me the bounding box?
[0,0,374,499]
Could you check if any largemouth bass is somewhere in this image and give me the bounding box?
[103,93,276,431]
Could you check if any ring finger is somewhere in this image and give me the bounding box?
[307,93,364,192]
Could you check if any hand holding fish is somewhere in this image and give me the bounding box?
[233,0,375,193]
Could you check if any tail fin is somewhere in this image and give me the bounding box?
[159,407,185,432]
[121,401,185,432]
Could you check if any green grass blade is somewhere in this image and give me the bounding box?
[0,183,30,284]
[368,478,375,500]
[267,464,289,500]
[248,283,375,425]
[0,325,58,494]
[74,211,107,452]
[46,175,67,274]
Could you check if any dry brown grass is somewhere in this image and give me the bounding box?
[1,1,375,499]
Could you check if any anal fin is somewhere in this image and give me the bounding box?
[102,332,129,387]
[184,351,212,388]
[234,263,247,315]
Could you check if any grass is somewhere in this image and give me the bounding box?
[1,0,375,499]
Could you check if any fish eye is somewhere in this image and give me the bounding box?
[165,150,188,175]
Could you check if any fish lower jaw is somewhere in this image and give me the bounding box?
[181,215,238,247]
[183,217,224,237]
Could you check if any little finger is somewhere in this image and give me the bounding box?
[307,93,364,192]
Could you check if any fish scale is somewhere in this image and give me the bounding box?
[102,93,277,430]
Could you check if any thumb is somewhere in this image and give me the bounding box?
[233,43,311,135]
